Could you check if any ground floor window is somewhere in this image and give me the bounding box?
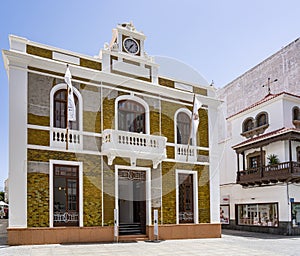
[237,203,278,227]
[292,203,300,227]
[178,173,194,223]
[53,165,79,226]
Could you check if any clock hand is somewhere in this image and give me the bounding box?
[129,43,134,50]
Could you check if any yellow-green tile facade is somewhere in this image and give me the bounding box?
[26,67,211,227]
[27,149,102,227]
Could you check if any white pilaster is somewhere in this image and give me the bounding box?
[8,62,28,228]
[208,103,221,223]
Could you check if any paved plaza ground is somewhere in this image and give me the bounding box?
[1,219,300,255]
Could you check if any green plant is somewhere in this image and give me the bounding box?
[267,154,280,165]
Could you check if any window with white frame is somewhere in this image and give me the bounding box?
[50,83,82,131]
[54,89,79,130]
[176,170,198,224]
[176,112,191,144]
[53,165,79,227]
[50,160,83,228]
[118,100,145,133]
[116,95,150,134]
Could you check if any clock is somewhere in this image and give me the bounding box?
[123,37,139,54]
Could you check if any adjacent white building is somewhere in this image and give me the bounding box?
[218,38,300,235]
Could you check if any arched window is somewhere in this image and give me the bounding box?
[256,112,268,127]
[177,112,191,144]
[293,107,300,121]
[118,100,145,133]
[243,118,254,132]
[54,89,79,130]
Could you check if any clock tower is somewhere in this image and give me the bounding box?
[100,22,158,83]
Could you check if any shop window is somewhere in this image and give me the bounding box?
[237,203,278,227]
[292,203,300,227]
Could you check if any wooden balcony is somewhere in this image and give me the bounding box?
[237,161,300,186]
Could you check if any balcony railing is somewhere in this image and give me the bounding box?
[176,144,197,162]
[101,129,167,168]
[237,161,300,186]
[50,127,83,150]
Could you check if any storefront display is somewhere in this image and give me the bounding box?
[237,203,278,227]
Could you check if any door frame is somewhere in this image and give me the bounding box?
[49,160,83,228]
[115,165,151,227]
[176,169,198,224]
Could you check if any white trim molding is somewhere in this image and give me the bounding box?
[49,160,83,228]
[50,83,83,150]
[174,108,192,145]
[50,83,83,131]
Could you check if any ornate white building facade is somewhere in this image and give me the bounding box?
[3,23,221,244]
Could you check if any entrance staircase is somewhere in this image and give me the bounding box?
[118,223,148,242]
[119,223,143,235]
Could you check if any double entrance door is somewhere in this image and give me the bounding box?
[118,169,146,235]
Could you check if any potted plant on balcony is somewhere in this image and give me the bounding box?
[267,154,280,171]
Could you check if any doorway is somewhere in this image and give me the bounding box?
[118,169,146,235]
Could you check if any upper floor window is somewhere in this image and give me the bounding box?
[293,107,300,121]
[256,112,268,127]
[176,112,191,144]
[292,107,300,128]
[117,98,147,133]
[50,83,82,131]
[54,89,79,130]
[243,118,254,132]
[241,113,269,138]
[246,151,265,169]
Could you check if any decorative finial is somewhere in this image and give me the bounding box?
[262,77,277,95]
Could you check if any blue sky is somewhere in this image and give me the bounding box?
[1,0,300,190]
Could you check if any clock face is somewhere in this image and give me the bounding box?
[123,38,139,54]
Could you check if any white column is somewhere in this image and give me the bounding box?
[208,104,221,223]
[8,62,28,228]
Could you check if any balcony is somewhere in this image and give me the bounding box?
[175,144,197,162]
[50,127,83,150]
[237,161,300,186]
[101,129,167,168]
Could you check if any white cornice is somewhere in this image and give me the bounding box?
[9,34,101,63]
[3,49,221,106]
